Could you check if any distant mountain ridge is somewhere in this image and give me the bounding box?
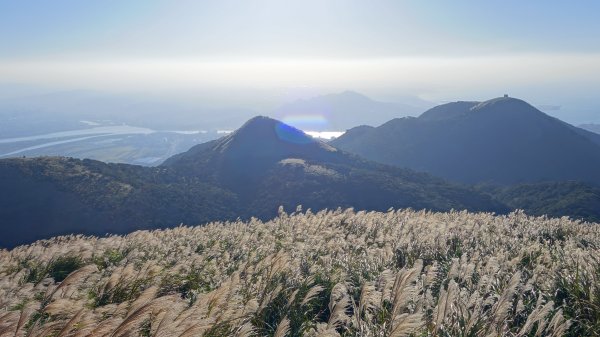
[272,91,427,131]
[331,96,600,185]
[0,116,503,248]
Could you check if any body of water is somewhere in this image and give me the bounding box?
[0,124,345,158]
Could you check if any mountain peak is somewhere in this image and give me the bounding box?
[471,96,535,112]
[418,97,541,122]
[162,116,338,177]
[223,115,318,149]
[238,115,278,128]
[335,90,371,100]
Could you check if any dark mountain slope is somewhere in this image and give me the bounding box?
[331,97,600,185]
[579,123,600,135]
[574,123,600,146]
[0,157,237,247]
[418,101,479,121]
[162,116,505,219]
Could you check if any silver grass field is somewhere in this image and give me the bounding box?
[1,208,599,336]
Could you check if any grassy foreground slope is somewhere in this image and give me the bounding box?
[1,209,599,336]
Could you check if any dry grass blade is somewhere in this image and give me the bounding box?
[491,271,522,325]
[301,285,325,306]
[235,321,255,337]
[47,264,98,299]
[273,317,290,337]
[54,309,84,337]
[389,313,423,337]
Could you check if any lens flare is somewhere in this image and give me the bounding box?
[281,114,328,130]
[274,123,314,144]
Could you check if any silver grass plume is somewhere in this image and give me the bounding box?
[273,317,290,337]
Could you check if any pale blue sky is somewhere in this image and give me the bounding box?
[1,0,599,59]
[0,0,599,122]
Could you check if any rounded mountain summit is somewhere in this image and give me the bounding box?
[331,96,600,185]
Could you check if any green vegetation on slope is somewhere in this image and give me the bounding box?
[0,156,238,247]
[483,181,600,223]
[1,209,599,336]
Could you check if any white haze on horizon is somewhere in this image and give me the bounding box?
[1,53,600,124]
[2,53,599,94]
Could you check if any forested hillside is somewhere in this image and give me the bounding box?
[483,181,600,223]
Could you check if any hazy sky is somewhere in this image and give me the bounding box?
[1,0,599,122]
